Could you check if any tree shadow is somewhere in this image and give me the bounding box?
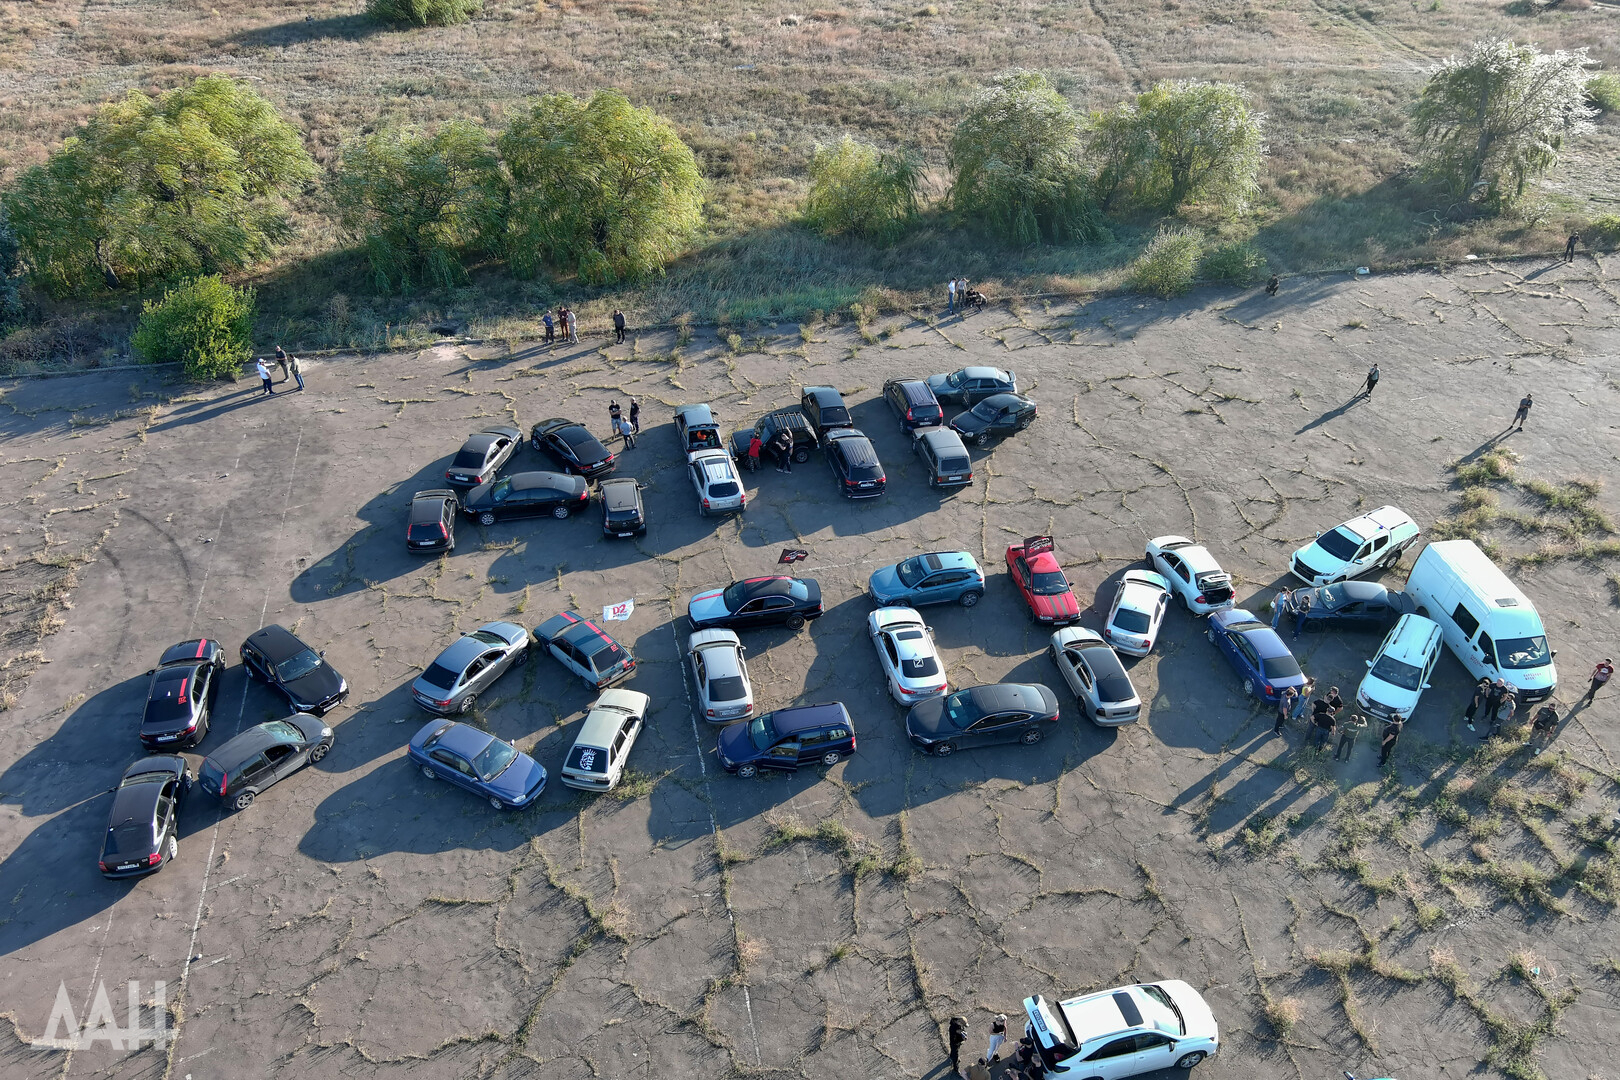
[226,13,385,48]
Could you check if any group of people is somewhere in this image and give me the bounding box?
[253,346,304,396]
[1272,679,1404,766]
[542,307,630,345]
[607,399,639,447]
[945,277,981,315]
[743,428,796,473]
[949,1014,1048,1080]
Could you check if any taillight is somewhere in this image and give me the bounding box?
[579,490,588,501]
[1195,594,1206,604]
[1263,683,1274,695]
[445,470,454,480]
[184,715,199,733]
[739,494,747,508]
[148,852,163,866]
[906,408,914,420]
[438,523,448,539]
[877,475,885,484]
[98,861,111,872]
[706,708,717,717]
[218,775,228,796]
[900,686,923,696]
[702,497,710,508]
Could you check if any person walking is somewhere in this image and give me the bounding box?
[948,1016,968,1074]
[1274,685,1297,735]
[628,399,640,435]
[1378,716,1404,767]
[288,353,304,392]
[1565,231,1580,263]
[1529,705,1560,756]
[543,310,555,345]
[1271,588,1291,631]
[566,307,578,344]
[947,278,957,315]
[1463,677,1490,732]
[255,357,275,396]
[274,345,290,382]
[1511,393,1532,431]
[987,1014,1007,1063]
[1361,362,1380,398]
[613,308,627,344]
[747,432,763,472]
[1335,712,1368,762]
[1265,274,1280,297]
[1587,658,1614,701]
[1309,697,1336,751]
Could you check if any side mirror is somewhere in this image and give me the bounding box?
[1422,683,1432,689]
[1365,660,1373,668]
[319,650,327,658]
[1550,650,1557,659]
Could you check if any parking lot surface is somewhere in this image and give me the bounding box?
[1,261,1618,1080]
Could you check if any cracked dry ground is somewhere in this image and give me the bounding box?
[1,259,1619,1080]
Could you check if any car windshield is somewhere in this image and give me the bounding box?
[471,739,518,781]
[1315,527,1362,561]
[275,650,323,681]
[1370,654,1424,691]
[970,400,999,420]
[895,557,929,588]
[1496,635,1551,670]
[944,371,964,388]
[708,676,747,702]
[1031,570,1068,595]
[263,720,305,740]
[566,745,609,773]
[1260,654,1303,680]
[747,714,779,750]
[489,477,512,501]
[942,692,985,729]
[470,631,508,646]
[1112,609,1151,634]
[1139,984,1186,1035]
[420,662,461,691]
[721,582,751,609]
[1316,584,1348,608]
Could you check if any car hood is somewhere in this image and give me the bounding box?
[486,753,546,801]
[1160,980,1219,1041]
[688,589,731,625]
[716,721,759,763]
[868,565,906,601]
[904,696,951,739]
[282,664,346,707]
[949,410,990,435]
[924,373,955,397]
[1291,544,1338,579]
[1026,590,1080,622]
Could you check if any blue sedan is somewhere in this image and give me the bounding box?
[1206,608,1307,703]
[868,551,986,608]
[408,720,547,809]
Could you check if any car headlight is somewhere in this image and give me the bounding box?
[322,728,333,737]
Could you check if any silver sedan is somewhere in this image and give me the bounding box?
[411,621,530,714]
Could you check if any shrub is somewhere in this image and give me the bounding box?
[500,90,705,284]
[1091,81,1266,214]
[1200,240,1268,285]
[131,276,256,381]
[1589,214,1620,244]
[332,122,507,292]
[0,204,21,333]
[1589,74,1620,114]
[803,136,922,245]
[949,70,1104,246]
[1128,227,1203,298]
[366,0,481,25]
[2,76,315,296]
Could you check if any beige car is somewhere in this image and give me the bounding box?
[560,689,650,793]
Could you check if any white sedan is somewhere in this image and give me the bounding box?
[1291,504,1420,585]
[1048,627,1142,725]
[689,448,746,515]
[688,629,754,723]
[1104,570,1171,656]
[1145,535,1236,615]
[1025,980,1219,1078]
[868,607,948,705]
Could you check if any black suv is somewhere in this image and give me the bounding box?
[599,477,647,537]
[824,428,886,499]
[715,701,856,778]
[140,638,225,750]
[199,714,334,812]
[799,386,853,437]
[730,408,818,465]
[241,624,349,716]
[407,489,458,553]
[883,378,945,431]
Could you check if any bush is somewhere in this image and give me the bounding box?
[949,70,1104,246]
[366,0,480,24]
[332,122,507,292]
[803,136,922,245]
[500,91,705,284]
[0,204,22,334]
[1589,74,1620,114]
[1590,214,1620,244]
[1091,81,1266,214]
[1199,240,1268,285]
[131,276,256,381]
[1128,228,1203,298]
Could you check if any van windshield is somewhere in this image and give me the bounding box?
[1496,635,1551,670]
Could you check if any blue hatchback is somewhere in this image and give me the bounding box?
[1206,609,1307,703]
[409,720,547,809]
[868,551,986,608]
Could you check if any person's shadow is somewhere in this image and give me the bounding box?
[1295,393,1365,435]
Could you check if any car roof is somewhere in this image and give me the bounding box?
[1333,580,1390,602]
[737,576,796,598]
[600,477,641,509]
[917,427,967,452]
[1058,986,1151,1041]
[122,755,186,782]
[803,386,844,404]
[770,702,851,735]
[556,614,624,655]
[245,624,308,664]
[676,403,716,426]
[410,491,456,522]
[1237,623,1294,660]
[157,639,215,667]
[108,780,163,824]
[1382,614,1442,658]
[1117,577,1167,609]
[432,636,489,672]
[1154,536,1223,573]
[966,683,1047,712]
[960,366,1010,381]
[889,378,935,402]
[872,606,926,632]
[460,431,507,453]
[697,454,736,477]
[690,627,742,651]
[573,691,648,748]
[509,471,581,492]
[1344,504,1415,537]
[978,393,1026,408]
[828,430,878,463]
[205,719,303,767]
[433,721,496,758]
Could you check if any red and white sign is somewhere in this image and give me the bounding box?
[603,599,634,622]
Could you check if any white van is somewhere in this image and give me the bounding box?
[1404,540,1556,702]
[1357,614,1442,720]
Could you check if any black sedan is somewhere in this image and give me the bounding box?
[905,682,1060,757]
[530,418,616,480]
[100,756,191,879]
[240,625,349,716]
[687,576,824,632]
[1287,581,1415,634]
[443,426,522,489]
[140,638,225,750]
[949,393,1037,447]
[463,472,590,525]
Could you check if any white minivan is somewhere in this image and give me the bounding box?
[1357,614,1443,720]
[1403,540,1557,702]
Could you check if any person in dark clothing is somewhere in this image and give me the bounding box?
[1463,677,1490,732]
[1565,231,1580,263]
[1323,685,1345,718]
[1511,393,1532,431]
[609,400,622,430]
[543,311,555,344]
[613,308,627,344]
[274,345,289,382]
[1274,686,1297,736]
[628,399,640,434]
[775,430,794,473]
[1309,698,1336,750]
[948,1016,968,1073]
[1378,716,1404,767]
[1529,705,1559,756]
[1361,362,1380,397]
[1484,679,1514,739]
[1265,274,1280,297]
[1335,712,1367,761]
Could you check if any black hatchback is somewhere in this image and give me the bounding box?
[883,378,945,431]
[407,489,458,554]
[949,393,1037,448]
[140,638,225,750]
[240,624,349,716]
[599,477,647,537]
[199,713,334,812]
[824,428,886,499]
[99,755,191,879]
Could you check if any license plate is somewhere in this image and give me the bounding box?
[116,863,139,872]
[859,481,874,487]
[945,475,962,481]
[617,531,633,537]
[157,735,177,742]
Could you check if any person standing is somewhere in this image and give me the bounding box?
[1487,681,1516,738]
[1293,675,1316,722]
[566,307,578,344]
[1565,231,1580,263]
[1463,677,1490,733]
[1378,716,1404,767]
[1309,697,1336,751]
[965,1059,991,1080]
[616,415,636,449]
[255,357,275,396]
[288,353,304,392]
[987,1014,1007,1062]
[543,310,555,345]
[1587,658,1614,701]
[1511,393,1532,431]
[1274,685,1297,736]
[948,1016,968,1074]
[1291,591,1312,639]
[959,278,970,308]
[1361,362,1380,398]
[613,308,627,344]
[628,399,640,435]
[1265,274,1280,297]
[775,430,794,473]
[1335,712,1368,762]
[948,278,957,314]
[274,345,290,382]
[1529,705,1559,755]
[1271,589,1291,631]
[747,433,763,472]
[1325,685,1345,717]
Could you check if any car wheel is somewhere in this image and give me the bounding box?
[457,694,476,714]
[166,834,178,861]
[422,765,438,780]
[932,742,955,758]
[737,763,758,779]
[927,475,937,489]
[1181,591,1194,613]
[1175,1051,1206,1070]
[553,505,570,520]
[308,742,329,764]
[820,750,842,767]
[1206,624,1217,644]
[959,589,983,608]
[976,432,992,449]
[478,511,496,527]
[233,790,255,812]
[786,614,806,631]
[1020,728,1043,745]
[512,648,528,666]
[793,446,810,464]
[490,796,506,810]
[699,505,709,517]
[1243,678,1259,700]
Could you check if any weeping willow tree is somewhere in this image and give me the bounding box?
[802,136,922,245]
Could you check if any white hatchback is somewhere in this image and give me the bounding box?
[868,607,948,705]
[1292,504,1420,585]
[688,629,754,723]
[689,448,746,515]
[1048,627,1142,725]
[1145,536,1236,615]
[1104,570,1171,656]
[560,689,649,793]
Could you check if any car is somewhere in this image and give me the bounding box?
[406,489,458,553]
[948,392,1038,448]
[1206,608,1307,703]
[462,471,590,525]
[912,427,975,490]
[883,378,945,431]
[1103,570,1171,656]
[599,477,647,537]
[868,551,986,608]
[139,638,225,750]
[410,621,530,715]
[905,682,1060,757]
[688,629,754,722]
[1291,504,1421,586]
[560,689,650,792]
[799,386,854,437]
[529,417,616,480]
[1357,613,1443,721]
[1286,580,1415,634]
[674,403,725,456]
[408,719,546,810]
[926,365,1017,406]
[1144,536,1236,615]
[198,713,334,812]
[824,428,886,499]
[1023,980,1219,1077]
[99,756,191,879]
[716,701,856,778]
[533,611,637,689]
[689,447,747,515]
[1048,628,1142,725]
[443,426,522,489]
[688,576,824,632]
[729,408,818,465]
[1007,536,1081,626]
[240,625,349,716]
[868,607,949,705]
